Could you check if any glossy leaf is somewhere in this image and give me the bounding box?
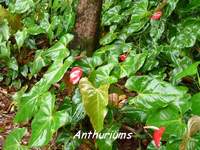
[174,61,200,82]
[11,0,35,14]
[14,56,74,123]
[118,53,146,78]
[126,76,189,111]
[90,63,117,86]
[29,92,71,147]
[118,0,149,40]
[147,106,186,137]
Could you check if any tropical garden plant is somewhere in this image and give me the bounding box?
[1,0,200,149]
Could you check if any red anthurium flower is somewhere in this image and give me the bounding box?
[153,127,165,148]
[151,11,162,20]
[119,54,127,62]
[69,67,83,84]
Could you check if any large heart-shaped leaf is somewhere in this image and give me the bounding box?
[147,106,186,137]
[79,78,110,132]
[125,76,189,111]
[29,92,71,147]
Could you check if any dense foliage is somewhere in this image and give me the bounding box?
[1,0,200,149]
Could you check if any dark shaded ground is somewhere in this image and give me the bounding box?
[0,86,16,149]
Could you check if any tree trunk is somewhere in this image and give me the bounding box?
[70,0,102,56]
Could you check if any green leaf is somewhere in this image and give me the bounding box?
[170,18,200,49]
[4,128,28,150]
[147,106,186,137]
[191,93,200,115]
[174,61,200,82]
[125,76,189,111]
[44,34,73,61]
[96,123,120,150]
[118,53,146,78]
[150,20,165,43]
[90,63,117,86]
[29,50,49,76]
[100,32,118,46]
[10,0,35,14]
[101,5,122,26]
[14,56,74,123]
[79,78,110,132]
[147,142,166,150]
[164,0,179,17]
[15,29,28,49]
[0,41,10,59]
[0,20,10,41]
[71,88,86,124]
[118,0,149,40]
[29,92,71,147]
[120,106,147,123]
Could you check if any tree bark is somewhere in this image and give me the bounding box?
[70,0,102,56]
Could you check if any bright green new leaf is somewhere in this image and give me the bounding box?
[79,78,110,132]
[4,128,28,150]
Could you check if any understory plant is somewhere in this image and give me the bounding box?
[1,0,200,149]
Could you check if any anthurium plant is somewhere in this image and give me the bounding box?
[1,0,200,149]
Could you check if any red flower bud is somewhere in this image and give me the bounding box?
[151,11,162,20]
[69,67,83,84]
[119,54,127,62]
[153,127,165,148]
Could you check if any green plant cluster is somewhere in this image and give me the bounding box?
[1,0,200,149]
